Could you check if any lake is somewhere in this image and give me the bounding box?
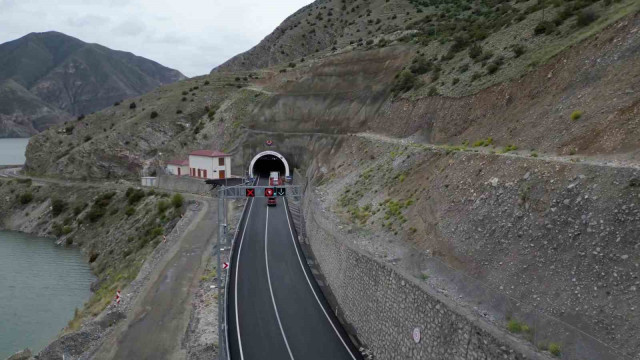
[0,231,94,358]
[0,138,29,166]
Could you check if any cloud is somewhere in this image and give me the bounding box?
[0,0,314,76]
[67,14,110,28]
[112,19,146,36]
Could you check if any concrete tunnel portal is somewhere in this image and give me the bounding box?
[249,150,290,178]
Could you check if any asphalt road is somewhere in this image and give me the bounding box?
[228,177,361,360]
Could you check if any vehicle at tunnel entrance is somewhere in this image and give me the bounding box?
[249,150,290,179]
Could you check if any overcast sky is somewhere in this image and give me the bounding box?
[0,0,313,77]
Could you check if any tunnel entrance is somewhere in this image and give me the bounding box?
[249,151,290,178]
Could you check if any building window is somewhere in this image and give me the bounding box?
[218,157,225,166]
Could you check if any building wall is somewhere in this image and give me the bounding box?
[301,192,547,360]
[167,164,188,176]
[188,155,231,179]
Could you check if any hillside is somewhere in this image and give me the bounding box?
[0,31,186,137]
[19,0,640,358]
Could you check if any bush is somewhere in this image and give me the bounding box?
[88,252,99,263]
[51,198,68,217]
[570,110,583,121]
[171,194,184,208]
[534,21,556,35]
[409,56,432,75]
[204,80,210,85]
[129,102,137,109]
[150,111,159,119]
[182,90,188,95]
[176,109,183,114]
[77,114,85,121]
[62,226,73,235]
[391,70,420,95]
[19,192,33,204]
[576,10,597,27]
[549,343,561,356]
[288,62,296,68]
[428,86,439,96]
[512,44,525,58]
[487,63,500,75]
[468,44,482,59]
[126,188,146,204]
[507,319,523,333]
[149,227,164,238]
[157,200,170,213]
[125,206,135,217]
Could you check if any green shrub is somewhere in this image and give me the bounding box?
[471,72,482,82]
[176,109,183,114]
[150,111,159,119]
[126,188,146,204]
[171,194,184,208]
[507,319,523,333]
[157,200,170,213]
[468,44,482,59]
[129,102,137,109]
[534,21,556,35]
[576,10,597,27]
[73,203,86,216]
[409,56,432,75]
[549,343,561,356]
[150,227,164,238]
[204,80,210,85]
[391,70,421,95]
[62,226,73,235]
[182,90,188,95]
[125,206,135,217]
[512,44,525,58]
[51,198,68,217]
[428,86,440,96]
[19,192,33,204]
[486,63,500,75]
[570,110,582,120]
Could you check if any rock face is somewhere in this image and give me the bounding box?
[0,31,187,137]
[6,348,31,360]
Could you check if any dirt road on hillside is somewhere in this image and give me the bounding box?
[91,198,217,360]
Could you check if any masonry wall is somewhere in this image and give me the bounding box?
[157,175,211,195]
[302,193,547,360]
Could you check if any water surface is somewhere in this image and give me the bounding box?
[0,231,94,358]
[0,138,29,165]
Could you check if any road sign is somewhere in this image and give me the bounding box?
[413,327,421,343]
[276,187,286,196]
[246,188,255,197]
[222,262,229,270]
[264,188,274,197]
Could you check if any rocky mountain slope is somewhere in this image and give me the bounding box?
[18,0,640,358]
[0,31,186,137]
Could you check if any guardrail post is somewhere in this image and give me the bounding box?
[218,188,225,360]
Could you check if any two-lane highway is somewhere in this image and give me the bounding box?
[228,177,361,360]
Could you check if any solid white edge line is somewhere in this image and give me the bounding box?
[265,205,295,360]
[234,197,255,360]
[283,200,358,360]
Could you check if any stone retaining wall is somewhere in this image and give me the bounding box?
[303,192,548,360]
[157,175,212,196]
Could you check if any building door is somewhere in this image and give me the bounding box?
[203,170,207,179]
[177,168,181,176]
[219,170,225,179]
[197,169,201,178]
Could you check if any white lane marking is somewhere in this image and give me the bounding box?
[265,205,295,360]
[234,197,255,360]
[283,200,358,360]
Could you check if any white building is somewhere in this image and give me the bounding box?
[188,150,231,179]
[166,159,189,176]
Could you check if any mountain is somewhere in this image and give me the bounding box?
[0,31,186,137]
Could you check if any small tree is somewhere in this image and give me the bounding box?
[129,102,137,109]
[171,194,184,208]
[150,111,159,119]
[19,192,33,204]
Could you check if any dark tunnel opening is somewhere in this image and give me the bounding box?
[252,155,286,177]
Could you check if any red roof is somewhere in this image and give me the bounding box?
[167,158,189,166]
[189,150,231,158]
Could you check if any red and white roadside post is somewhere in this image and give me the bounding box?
[115,290,121,305]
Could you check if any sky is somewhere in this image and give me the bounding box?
[0,0,313,77]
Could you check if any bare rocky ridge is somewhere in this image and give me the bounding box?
[9,0,640,359]
[0,31,186,137]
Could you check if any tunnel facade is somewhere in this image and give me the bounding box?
[248,151,290,178]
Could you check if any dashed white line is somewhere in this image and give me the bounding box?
[283,200,358,360]
[265,205,295,359]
